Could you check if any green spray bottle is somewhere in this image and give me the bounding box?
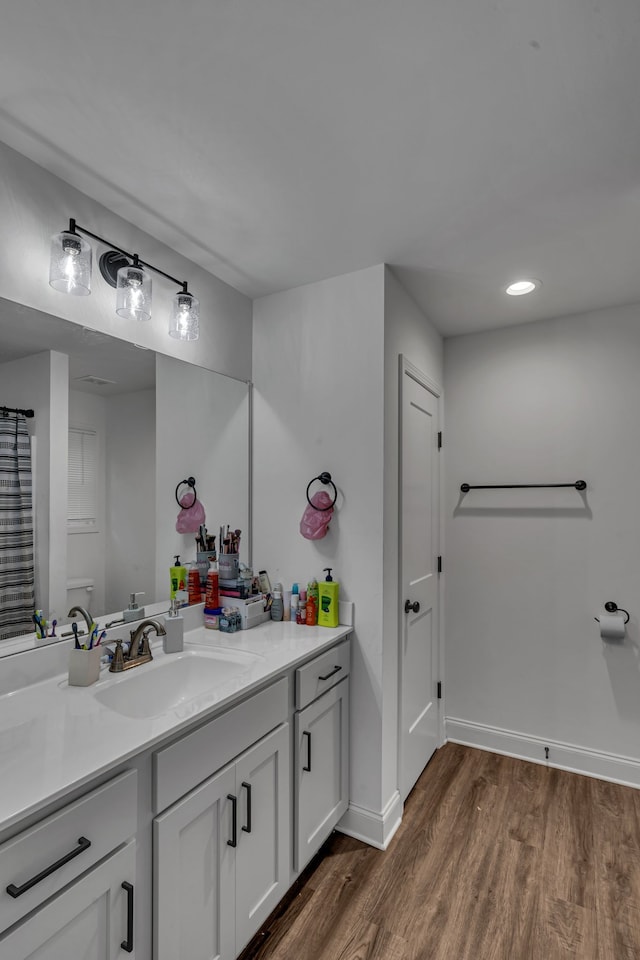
[318,568,339,628]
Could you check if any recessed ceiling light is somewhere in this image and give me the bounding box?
[505,279,540,296]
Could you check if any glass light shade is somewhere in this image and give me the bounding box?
[49,231,92,295]
[169,291,200,340]
[116,264,152,321]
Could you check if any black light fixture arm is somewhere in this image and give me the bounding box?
[67,219,190,293]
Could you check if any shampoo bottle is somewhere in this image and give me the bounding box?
[307,579,319,625]
[318,568,339,628]
[170,556,187,602]
[271,583,284,621]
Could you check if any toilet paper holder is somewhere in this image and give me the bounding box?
[594,601,630,624]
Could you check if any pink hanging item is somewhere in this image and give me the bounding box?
[175,476,206,534]
[300,472,337,540]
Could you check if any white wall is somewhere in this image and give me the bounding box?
[155,356,250,600]
[0,140,252,381]
[444,301,640,777]
[383,268,443,800]
[105,389,155,614]
[1,350,68,617]
[253,265,387,819]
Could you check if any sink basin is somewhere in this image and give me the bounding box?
[93,648,263,719]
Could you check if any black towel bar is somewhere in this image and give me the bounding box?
[460,481,587,493]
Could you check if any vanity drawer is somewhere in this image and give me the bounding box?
[0,768,137,932]
[154,676,288,813]
[295,639,351,710]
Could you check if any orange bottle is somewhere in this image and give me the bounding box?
[205,564,219,609]
[306,593,317,625]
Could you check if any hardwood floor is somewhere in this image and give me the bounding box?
[239,743,640,960]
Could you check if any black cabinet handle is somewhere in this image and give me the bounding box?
[318,664,342,681]
[303,731,311,772]
[227,794,237,847]
[121,881,134,953]
[241,782,252,833]
[6,836,92,898]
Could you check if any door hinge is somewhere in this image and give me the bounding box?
[437,681,442,700]
[437,431,442,449]
[437,555,442,574]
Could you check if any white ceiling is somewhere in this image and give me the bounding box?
[2,0,640,337]
[0,299,156,396]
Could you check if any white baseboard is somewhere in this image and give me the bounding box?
[336,790,403,850]
[446,717,640,789]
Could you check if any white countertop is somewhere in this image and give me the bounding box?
[0,620,351,835]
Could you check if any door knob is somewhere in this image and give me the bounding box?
[404,599,420,614]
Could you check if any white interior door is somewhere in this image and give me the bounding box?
[399,357,440,801]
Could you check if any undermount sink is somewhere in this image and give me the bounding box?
[93,647,263,719]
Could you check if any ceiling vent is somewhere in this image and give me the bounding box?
[73,374,117,386]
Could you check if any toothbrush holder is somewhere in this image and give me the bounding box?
[218,553,240,580]
[68,646,102,686]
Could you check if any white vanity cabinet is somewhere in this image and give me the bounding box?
[0,770,138,959]
[153,679,290,960]
[294,640,350,871]
[1,841,137,960]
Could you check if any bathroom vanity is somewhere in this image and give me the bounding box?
[0,621,351,959]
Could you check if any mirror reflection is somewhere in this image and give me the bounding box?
[0,297,250,647]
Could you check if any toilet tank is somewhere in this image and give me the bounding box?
[66,578,95,610]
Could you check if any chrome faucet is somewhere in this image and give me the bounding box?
[66,605,93,637]
[109,619,166,673]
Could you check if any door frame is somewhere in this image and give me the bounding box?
[397,354,445,796]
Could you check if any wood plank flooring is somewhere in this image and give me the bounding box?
[239,743,640,960]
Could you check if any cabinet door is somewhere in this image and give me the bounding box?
[234,723,290,954]
[0,841,136,960]
[295,678,350,871]
[154,764,236,960]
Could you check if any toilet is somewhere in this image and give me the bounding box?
[66,578,95,611]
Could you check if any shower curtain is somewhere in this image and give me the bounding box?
[0,413,35,640]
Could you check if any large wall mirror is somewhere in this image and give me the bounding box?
[0,297,250,650]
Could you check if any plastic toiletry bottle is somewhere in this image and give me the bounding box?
[163,598,184,653]
[308,578,319,607]
[290,584,299,624]
[258,570,272,595]
[306,590,317,626]
[188,564,202,605]
[271,583,284,621]
[297,588,307,624]
[318,568,340,628]
[283,590,291,621]
[170,556,187,602]
[205,562,220,609]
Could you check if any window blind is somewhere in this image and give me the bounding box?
[68,426,97,529]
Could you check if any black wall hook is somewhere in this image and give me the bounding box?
[594,601,630,624]
[306,471,338,511]
[175,476,197,508]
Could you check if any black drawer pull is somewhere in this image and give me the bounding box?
[303,730,312,772]
[318,664,342,682]
[6,836,92,898]
[227,794,238,847]
[121,881,134,952]
[241,782,252,833]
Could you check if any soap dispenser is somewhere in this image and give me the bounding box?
[163,598,184,654]
[123,592,145,623]
[318,568,339,628]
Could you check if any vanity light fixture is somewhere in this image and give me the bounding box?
[49,219,200,340]
[505,279,540,296]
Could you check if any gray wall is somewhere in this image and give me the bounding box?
[0,140,252,381]
[444,301,640,779]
